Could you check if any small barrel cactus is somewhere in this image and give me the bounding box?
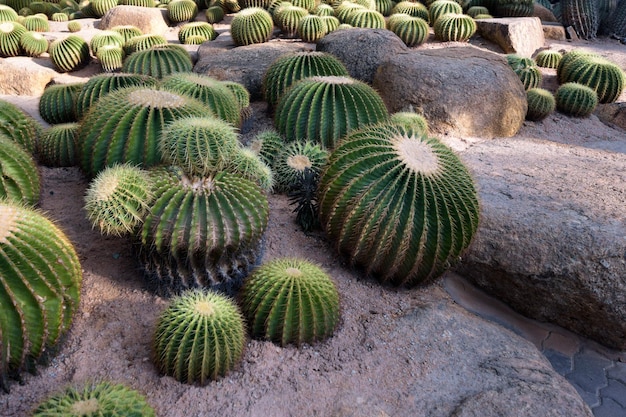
[153,289,246,384]
[49,34,91,73]
[241,258,340,346]
[525,88,555,121]
[122,44,193,79]
[534,50,562,69]
[335,2,365,23]
[32,382,156,417]
[89,30,125,55]
[0,21,26,57]
[262,51,349,111]
[506,54,542,90]
[19,30,48,57]
[320,15,340,32]
[391,1,429,21]
[0,5,19,22]
[91,0,119,17]
[313,3,334,16]
[38,82,83,125]
[0,98,41,154]
[391,15,430,47]
[429,0,463,24]
[277,5,308,37]
[274,76,389,149]
[96,44,125,72]
[37,122,80,167]
[272,140,328,192]
[466,5,490,17]
[0,134,40,205]
[555,82,598,117]
[389,111,429,133]
[123,33,167,55]
[51,12,69,22]
[249,129,284,167]
[230,7,274,46]
[433,12,477,42]
[318,122,480,287]
[22,14,49,31]
[297,14,327,42]
[111,24,143,44]
[178,21,217,44]
[66,20,81,32]
[560,0,598,39]
[0,200,82,391]
[222,80,253,126]
[346,8,386,28]
[226,147,274,191]
[167,0,198,22]
[205,5,225,22]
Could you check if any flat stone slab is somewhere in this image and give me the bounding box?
[476,17,546,57]
[0,57,57,96]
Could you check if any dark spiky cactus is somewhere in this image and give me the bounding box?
[241,258,340,346]
[153,289,246,384]
[39,83,83,125]
[122,44,193,79]
[273,140,328,192]
[140,167,269,296]
[49,34,91,73]
[391,15,429,47]
[32,382,156,417]
[0,99,41,154]
[38,123,80,167]
[274,76,389,149]
[19,31,48,57]
[525,88,555,121]
[560,0,598,39]
[262,51,349,111]
[230,7,274,46]
[0,21,26,57]
[318,122,480,287]
[433,12,476,42]
[78,86,211,177]
[0,200,82,392]
[557,51,625,104]
[534,50,562,69]
[429,0,463,23]
[0,134,40,205]
[506,54,542,90]
[466,5,489,17]
[555,82,598,117]
[607,0,626,38]
[288,167,321,232]
[178,21,217,44]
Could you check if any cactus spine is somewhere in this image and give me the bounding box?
[230,7,274,46]
[560,0,598,39]
[525,88,555,121]
[37,123,80,167]
[0,135,40,205]
[0,21,26,57]
[555,82,598,117]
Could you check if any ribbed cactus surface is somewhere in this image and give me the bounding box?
[0,21,26,58]
[557,51,625,104]
[560,0,598,39]
[19,31,48,57]
[507,54,542,90]
[273,140,328,192]
[0,98,41,153]
[318,122,480,287]
[49,34,91,73]
[525,88,555,121]
[230,7,274,46]
[39,82,83,125]
[555,82,598,117]
[534,50,562,69]
[433,12,477,42]
[122,44,193,79]
[0,134,40,205]
[38,123,80,167]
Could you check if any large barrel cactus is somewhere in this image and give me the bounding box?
[557,51,625,104]
[534,50,562,69]
[525,88,555,121]
[122,44,193,79]
[49,34,91,73]
[38,82,84,125]
[19,31,48,57]
[0,21,26,58]
[429,0,463,24]
[0,200,82,391]
[230,7,274,46]
[0,134,40,205]
[433,12,477,42]
[560,0,598,39]
[241,258,340,346]
[274,76,389,149]
[390,15,430,47]
[78,86,211,178]
[607,0,626,38]
[318,122,480,287]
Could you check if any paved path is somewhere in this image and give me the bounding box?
[444,273,626,417]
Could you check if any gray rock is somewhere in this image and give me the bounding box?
[98,5,170,36]
[372,46,527,138]
[475,17,546,57]
[316,28,408,84]
[596,102,626,132]
[0,57,57,96]
[194,40,313,101]
[456,138,626,349]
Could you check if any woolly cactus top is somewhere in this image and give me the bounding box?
[392,132,439,175]
[0,22,14,33]
[287,154,312,171]
[309,75,354,84]
[0,203,19,242]
[127,89,188,108]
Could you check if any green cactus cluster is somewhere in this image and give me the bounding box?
[560,0,598,39]
[37,123,80,167]
[89,30,125,56]
[272,140,328,192]
[123,34,167,55]
[49,34,91,73]
[0,200,82,391]
[318,122,480,287]
[0,134,40,205]
[22,14,49,31]
[433,12,476,42]
[32,382,155,417]
[0,98,41,153]
[241,258,340,346]
[122,44,193,79]
[167,0,198,22]
[534,50,562,69]
[19,30,48,57]
[178,21,217,44]
[390,14,430,47]
[555,82,598,117]
[391,1,429,21]
[335,2,365,23]
[506,54,542,90]
[0,21,26,57]
[429,0,463,24]
[276,5,308,37]
[230,7,274,46]
[91,0,118,17]
[525,87,555,121]
[111,24,143,44]
[39,82,84,125]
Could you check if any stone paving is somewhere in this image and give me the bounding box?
[444,273,626,417]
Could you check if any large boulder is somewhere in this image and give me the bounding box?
[475,17,546,57]
[98,5,170,36]
[456,138,626,349]
[0,57,57,96]
[316,28,408,84]
[372,46,527,138]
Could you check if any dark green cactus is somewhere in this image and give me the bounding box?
[84,164,153,236]
[318,122,480,287]
[494,0,534,17]
[557,51,625,104]
[221,80,252,125]
[525,88,555,121]
[139,167,269,296]
[273,140,328,192]
[49,34,91,73]
[19,30,48,57]
[560,0,598,39]
[205,5,225,22]
[506,54,542,90]
[32,382,155,417]
[607,0,626,38]
[122,44,193,79]
[0,200,82,391]
[555,82,598,117]
[178,21,217,44]
[466,5,490,17]
[22,14,49,31]
[38,122,80,167]
[153,289,246,384]
[167,0,198,22]
[262,51,349,111]
[161,73,241,127]
[277,5,308,37]
[230,7,274,46]
[534,50,562,69]
[241,258,340,346]
[297,14,327,42]
[0,21,26,57]
[433,12,477,42]
[391,15,430,47]
[78,86,211,177]
[274,76,389,149]
[346,8,386,28]
[429,0,463,23]
[375,0,392,15]
[0,98,41,154]
[0,134,40,205]
[39,82,84,125]
[391,2,430,21]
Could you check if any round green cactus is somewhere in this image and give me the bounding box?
[249,129,284,167]
[389,111,429,133]
[557,51,625,104]
[96,44,124,72]
[272,140,328,192]
[533,50,562,69]
[0,99,40,153]
[19,30,47,56]
[262,51,349,111]
[318,122,480,287]
[334,2,365,23]
[466,5,490,17]
[494,0,533,17]
[239,0,273,8]
[391,15,429,47]
[39,82,83,125]
[292,0,315,11]
[226,147,274,191]
[391,1,429,21]
[119,0,155,6]
[241,258,340,346]
[51,12,70,22]
[22,14,49,31]
[230,7,274,46]
[160,73,241,127]
[140,167,269,296]
[429,0,463,24]
[167,0,198,22]
[555,82,598,117]
[89,30,125,55]
[0,5,19,22]
[560,0,598,39]
[222,80,250,111]
[91,0,119,17]
[374,0,392,15]
[37,122,80,167]
[78,86,212,177]
[123,33,167,54]
[66,20,81,32]
[274,76,389,149]
[205,5,224,22]
[32,382,155,417]
[49,35,91,73]
[433,12,476,42]
[276,5,308,37]
[297,14,327,42]
[346,8,385,28]
[506,54,542,90]
[0,134,40,205]
[153,289,246,384]
[320,15,340,32]
[0,200,81,391]
[159,116,239,177]
[178,21,217,44]
[122,44,193,79]
[0,21,26,57]
[313,3,333,16]
[525,87,555,121]
[84,164,153,236]
[111,24,143,44]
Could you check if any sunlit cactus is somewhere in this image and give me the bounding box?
[557,51,625,104]
[178,21,217,44]
[123,33,167,54]
[22,14,49,31]
[429,0,463,24]
[49,34,91,73]
[230,7,274,46]
[391,15,429,47]
[389,111,429,133]
[111,24,143,44]
[19,30,48,56]
[89,30,125,55]
[277,5,308,37]
[272,140,328,192]
[297,14,327,42]
[0,5,19,22]
[346,8,385,28]
[91,0,119,17]
[525,87,555,121]
[555,82,598,117]
[334,2,365,23]
[67,20,81,32]
[313,3,333,16]
[0,21,26,57]
[122,44,193,79]
[433,12,476,42]
[167,0,198,22]
[534,50,562,69]
[0,134,40,205]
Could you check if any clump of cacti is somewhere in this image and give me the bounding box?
[272,140,328,192]
[433,12,477,42]
[391,1,429,21]
[230,7,274,46]
[249,129,284,167]
[89,30,125,56]
[39,82,83,125]
[122,44,193,79]
[153,289,246,384]
[276,5,309,37]
[555,82,598,117]
[0,134,40,205]
[274,76,389,149]
[318,122,480,287]
[534,50,562,69]
[178,21,217,44]
[0,98,41,153]
[49,34,91,73]
[32,382,156,416]
[0,200,82,391]
[297,14,327,42]
[241,258,340,346]
[525,87,555,121]
[506,54,542,90]
[560,0,598,39]
[390,15,430,47]
[38,123,80,167]
[429,0,463,24]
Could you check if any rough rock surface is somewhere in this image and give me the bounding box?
[542,23,567,40]
[98,5,170,36]
[456,138,626,350]
[475,17,546,57]
[194,40,313,100]
[316,28,408,84]
[0,57,58,96]
[372,46,527,138]
[596,102,626,132]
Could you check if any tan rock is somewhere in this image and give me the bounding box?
[476,17,545,57]
[98,5,170,36]
[0,57,57,96]
[543,22,567,40]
